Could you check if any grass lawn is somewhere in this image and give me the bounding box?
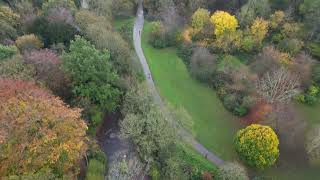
[295,101,320,128]
[141,21,239,160]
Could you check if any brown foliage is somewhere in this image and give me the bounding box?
[241,101,272,125]
[0,79,87,177]
[23,49,71,98]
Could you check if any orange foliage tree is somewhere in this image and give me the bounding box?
[0,79,87,178]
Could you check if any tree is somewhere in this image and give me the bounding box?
[299,0,320,38]
[238,0,271,26]
[234,124,279,169]
[256,67,300,104]
[210,11,238,37]
[250,17,269,46]
[23,49,71,98]
[0,79,87,177]
[190,47,216,82]
[269,10,285,30]
[15,34,43,52]
[62,36,121,110]
[191,8,210,32]
[306,125,320,166]
[216,162,249,180]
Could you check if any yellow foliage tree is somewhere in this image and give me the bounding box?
[250,17,269,45]
[269,10,285,29]
[210,11,238,37]
[234,124,279,169]
[191,8,210,32]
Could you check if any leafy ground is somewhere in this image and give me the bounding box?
[141,21,239,160]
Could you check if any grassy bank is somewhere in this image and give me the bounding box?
[141,21,239,160]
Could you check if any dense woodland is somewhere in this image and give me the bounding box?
[1,0,320,179]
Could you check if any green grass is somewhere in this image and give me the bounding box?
[178,144,217,173]
[142,21,239,160]
[113,17,135,31]
[85,159,105,180]
[295,101,320,128]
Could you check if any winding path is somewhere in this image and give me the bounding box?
[133,1,224,167]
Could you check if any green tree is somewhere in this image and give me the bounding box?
[234,124,279,169]
[216,162,249,180]
[299,0,320,38]
[238,0,271,26]
[62,36,121,110]
[191,8,210,32]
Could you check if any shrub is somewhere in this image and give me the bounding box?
[278,38,304,55]
[234,124,279,169]
[85,159,105,180]
[308,43,320,59]
[0,21,18,41]
[177,42,195,66]
[16,34,43,52]
[0,6,20,26]
[119,19,134,45]
[216,162,249,180]
[0,45,17,60]
[0,56,35,81]
[190,47,216,82]
[306,125,320,166]
[312,64,320,85]
[148,21,167,48]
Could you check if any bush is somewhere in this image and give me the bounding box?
[309,43,320,60]
[190,47,216,82]
[177,42,195,66]
[148,21,167,48]
[0,56,35,81]
[216,162,249,180]
[306,125,320,166]
[119,20,134,45]
[0,21,18,41]
[0,45,17,60]
[85,159,105,180]
[312,64,320,85]
[234,124,279,169]
[278,38,304,55]
[15,34,43,52]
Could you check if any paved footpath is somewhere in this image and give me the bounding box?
[133,0,225,167]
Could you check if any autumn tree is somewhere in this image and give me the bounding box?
[210,11,238,37]
[256,67,300,104]
[234,124,279,169]
[250,17,269,46]
[0,6,20,41]
[269,10,285,30]
[0,79,87,177]
[62,36,121,110]
[191,8,210,32]
[23,49,71,98]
